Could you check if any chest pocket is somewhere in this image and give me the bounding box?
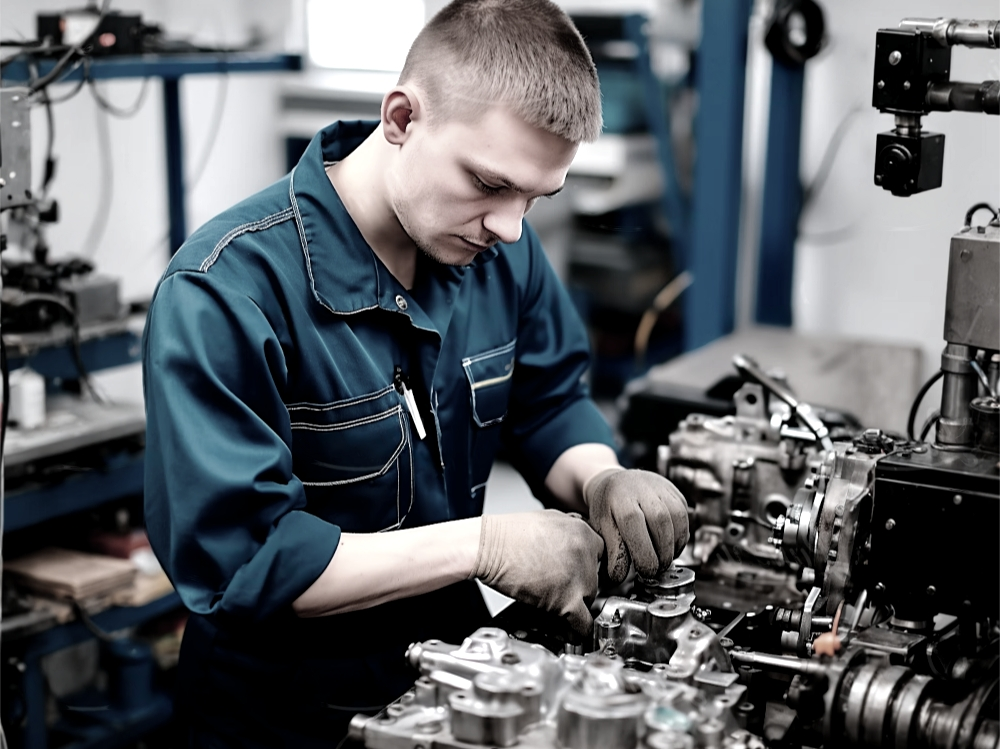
[462,339,516,428]
[287,385,413,532]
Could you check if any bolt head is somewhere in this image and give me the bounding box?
[875,582,886,593]
[953,494,963,505]
[885,518,896,530]
[903,80,911,90]
[889,50,902,65]
[877,80,885,89]
[926,585,937,596]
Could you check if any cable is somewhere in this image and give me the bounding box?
[87,75,150,118]
[802,104,863,210]
[26,0,112,95]
[187,69,230,188]
[965,202,998,227]
[907,369,944,441]
[1,334,9,459]
[81,103,114,260]
[919,410,940,442]
[970,359,996,398]
[2,293,106,403]
[634,271,693,369]
[141,65,231,260]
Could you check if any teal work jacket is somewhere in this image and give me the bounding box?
[142,121,615,732]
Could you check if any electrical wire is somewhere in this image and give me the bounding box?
[81,103,114,260]
[801,104,863,210]
[965,202,998,227]
[87,75,150,118]
[1,334,9,459]
[25,0,112,94]
[919,410,940,443]
[634,270,693,369]
[970,359,996,398]
[907,369,944,441]
[142,66,231,260]
[186,69,229,188]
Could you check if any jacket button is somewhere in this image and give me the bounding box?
[395,294,408,311]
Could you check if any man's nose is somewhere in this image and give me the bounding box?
[482,201,524,245]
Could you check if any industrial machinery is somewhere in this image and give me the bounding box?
[348,17,999,749]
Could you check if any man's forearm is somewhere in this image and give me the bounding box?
[544,443,621,514]
[292,517,482,617]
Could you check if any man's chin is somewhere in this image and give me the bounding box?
[416,240,479,268]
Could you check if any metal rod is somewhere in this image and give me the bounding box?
[899,18,1000,49]
[729,649,829,676]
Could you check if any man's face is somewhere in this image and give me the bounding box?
[387,104,578,266]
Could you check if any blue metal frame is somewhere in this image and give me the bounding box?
[685,0,754,351]
[4,451,145,532]
[622,14,689,269]
[755,60,805,326]
[7,330,142,381]
[14,593,182,749]
[1,53,302,253]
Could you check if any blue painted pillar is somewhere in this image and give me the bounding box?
[685,0,754,351]
[755,60,805,326]
[162,77,187,253]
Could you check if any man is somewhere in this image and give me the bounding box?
[143,0,688,745]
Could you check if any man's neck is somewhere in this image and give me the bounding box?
[326,127,418,289]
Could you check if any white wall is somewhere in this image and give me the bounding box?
[792,0,1000,387]
[2,0,296,303]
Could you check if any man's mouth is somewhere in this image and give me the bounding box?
[458,236,496,252]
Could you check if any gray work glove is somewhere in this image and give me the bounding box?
[582,468,690,584]
[472,510,604,635]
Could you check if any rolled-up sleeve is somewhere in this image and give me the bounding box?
[501,226,617,496]
[143,271,340,622]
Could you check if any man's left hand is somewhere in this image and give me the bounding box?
[582,468,689,584]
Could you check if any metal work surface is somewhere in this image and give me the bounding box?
[3,396,145,467]
[634,326,922,434]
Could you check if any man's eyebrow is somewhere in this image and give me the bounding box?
[469,162,565,197]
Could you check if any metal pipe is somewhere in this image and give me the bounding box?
[926,81,1000,115]
[729,650,829,676]
[937,344,977,446]
[899,18,1000,49]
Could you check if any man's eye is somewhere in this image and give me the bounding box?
[473,176,503,195]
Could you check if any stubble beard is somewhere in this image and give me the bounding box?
[392,196,488,268]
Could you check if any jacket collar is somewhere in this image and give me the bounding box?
[288,120,498,319]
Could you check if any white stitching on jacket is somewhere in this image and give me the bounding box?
[198,207,294,272]
[286,385,395,412]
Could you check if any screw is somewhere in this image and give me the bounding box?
[903,81,911,90]
[960,249,972,261]
[885,518,896,530]
[875,582,886,593]
[953,494,963,505]
[501,652,521,665]
[889,50,902,65]
[877,80,885,89]
[927,585,937,596]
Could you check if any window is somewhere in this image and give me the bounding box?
[306,0,426,72]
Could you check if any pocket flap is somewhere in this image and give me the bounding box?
[289,386,406,485]
[463,340,516,428]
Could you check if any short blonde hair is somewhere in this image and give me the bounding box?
[399,0,603,143]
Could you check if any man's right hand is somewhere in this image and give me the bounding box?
[471,510,604,635]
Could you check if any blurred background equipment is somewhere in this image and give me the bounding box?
[1,4,302,747]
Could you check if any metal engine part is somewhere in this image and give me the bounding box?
[663,380,825,611]
[594,565,731,677]
[770,433,888,621]
[349,626,761,749]
[665,383,817,566]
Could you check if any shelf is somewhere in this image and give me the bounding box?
[0,51,302,84]
[4,449,146,533]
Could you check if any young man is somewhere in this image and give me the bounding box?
[143,0,688,744]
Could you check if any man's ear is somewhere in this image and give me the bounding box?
[382,86,424,146]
